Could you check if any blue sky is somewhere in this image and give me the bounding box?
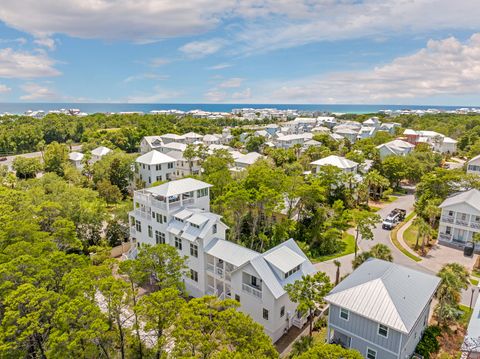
[0,0,479,105]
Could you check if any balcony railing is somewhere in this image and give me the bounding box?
[439,233,451,241]
[471,222,480,229]
[242,283,262,299]
[441,216,454,224]
[207,263,214,273]
[456,219,470,226]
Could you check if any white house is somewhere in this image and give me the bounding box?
[275,134,312,149]
[91,146,112,163]
[68,152,84,169]
[128,178,316,342]
[183,132,203,144]
[333,126,359,143]
[233,152,264,170]
[362,117,381,128]
[467,154,480,176]
[376,139,415,159]
[135,150,177,187]
[403,129,457,154]
[203,134,221,146]
[140,136,163,154]
[358,126,377,140]
[325,259,440,359]
[166,150,202,179]
[160,133,185,144]
[310,155,359,174]
[437,189,480,248]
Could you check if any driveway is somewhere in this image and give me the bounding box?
[315,193,479,306]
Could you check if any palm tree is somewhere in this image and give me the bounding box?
[333,260,341,285]
[369,243,393,262]
[364,170,390,201]
[412,217,429,251]
[183,144,197,175]
[424,200,441,228]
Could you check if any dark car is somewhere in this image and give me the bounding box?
[464,241,475,257]
[0,157,7,162]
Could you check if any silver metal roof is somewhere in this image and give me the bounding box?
[325,259,440,333]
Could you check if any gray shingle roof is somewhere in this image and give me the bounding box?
[325,259,440,333]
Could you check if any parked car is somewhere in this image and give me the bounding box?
[382,208,407,230]
[464,241,475,256]
[0,157,7,162]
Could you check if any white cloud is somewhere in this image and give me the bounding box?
[0,84,12,93]
[123,73,169,83]
[0,48,60,78]
[0,0,235,43]
[20,82,58,100]
[207,63,232,70]
[126,86,182,103]
[179,38,224,58]
[204,89,227,102]
[265,33,480,104]
[34,37,56,50]
[150,57,170,67]
[232,87,251,100]
[218,77,243,88]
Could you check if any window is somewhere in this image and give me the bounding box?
[251,276,258,287]
[155,231,165,244]
[190,243,198,258]
[378,324,388,338]
[284,265,301,279]
[366,348,376,359]
[280,306,285,318]
[462,213,467,220]
[213,224,217,234]
[190,269,198,282]
[156,164,162,171]
[168,162,174,169]
[476,216,480,223]
[235,294,240,302]
[156,175,162,182]
[191,223,200,229]
[148,225,153,238]
[151,211,156,219]
[340,308,349,321]
[263,308,269,320]
[175,237,182,250]
[446,226,451,235]
[448,210,454,216]
[197,188,209,198]
[156,213,167,224]
[135,220,142,232]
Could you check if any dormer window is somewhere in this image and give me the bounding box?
[190,223,200,229]
[284,264,301,279]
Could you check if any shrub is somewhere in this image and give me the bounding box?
[415,326,441,359]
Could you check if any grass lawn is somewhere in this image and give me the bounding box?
[403,223,419,249]
[368,206,381,212]
[471,278,479,286]
[459,305,473,326]
[312,233,356,263]
[390,212,422,262]
[472,269,480,278]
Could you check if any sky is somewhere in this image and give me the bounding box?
[0,0,479,105]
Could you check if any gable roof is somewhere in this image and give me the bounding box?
[135,150,176,165]
[91,146,111,156]
[204,238,259,268]
[235,152,263,165]
[310,155,358,169]
[325,259,440,333]
[147,178,212,197]
[468,154,480,164]
[439,189,480,212]
[69,151,84,161]
[264,246,305,273]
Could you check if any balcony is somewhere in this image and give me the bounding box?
[456,219,470,227]
[439,233,451,241]
[471,222,480,230]
[134,209,150,219]
[207,263,214,273]
[242,283,262,299]
[441,216,454,224]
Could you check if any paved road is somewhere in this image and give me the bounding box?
[315,193,479,306]
[1,145,82,170]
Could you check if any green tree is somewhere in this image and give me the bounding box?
[43,142,69,176]
[246,135,265,152]
[183,143,198,175]
[352,244,393,269]
[381,156,407,188]
[285,272,333,336]
[12,156,42,179]
[97,178,123,204]
[295,343,363,359]
[349,209,381,258]
[435,263,469,325]
[136,288,184,359]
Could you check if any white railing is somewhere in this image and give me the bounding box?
[456,219,470,226]
[441,216,454,224]
[207,263,214,273]
[242,283,262,299]
[439,233,451,241]
[471,222,480,229]
[134,210,149,219]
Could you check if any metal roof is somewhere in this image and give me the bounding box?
[135,150,176,165]
[146,178,212,197]
[264,246,305,273]
[204,238,259,268]
[439,189,480,212]
[310,155,358,169]
[91,146,111,156]
[325,259,440,333]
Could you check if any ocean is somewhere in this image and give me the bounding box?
[0,103,473,115]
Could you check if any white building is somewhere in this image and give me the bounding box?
[310,155,359,174]
[160,133,185,144]
[233,152,264,171]
[275,134,313,149]
[167,150,202,178]
[203,134,221,146]
[438,189,480,248]
[140,136,163,154]
[376,139,415,159]
[403,129,457,154]
[128,178,316,342]
[467,155,480,176]
[135,150,176,187]
[91,146,112,163]
[68,152,84,169]
[183,132,203,144]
